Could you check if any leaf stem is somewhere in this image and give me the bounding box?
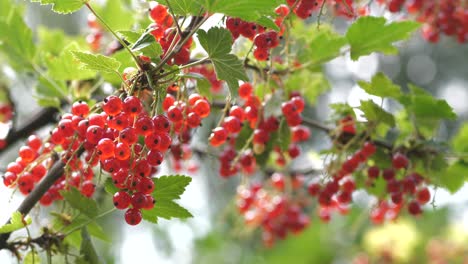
[85,3,143,71]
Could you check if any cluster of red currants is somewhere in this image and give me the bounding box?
[367,154,431,223]
[285,0,356,20]
[149,2,192,65]
[236,180,310,247]
[379,0,468,43]
[306,142,377,221]
[225,16,281,61]
[86,14,103,52]
[2,90,211,226]
[207,83,310,178]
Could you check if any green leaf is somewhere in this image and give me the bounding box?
[179,73,212,100]
[101,50,134,85]
[400,84,456,120]
[255,16,280,31]
[103,178,119,195]
[285,70,330,105]
[199,0,283,22]
[118,30,141,44]
[359,100,395,127]
[197,27,248,94]
[164,0,203,16]
[71,51,121,74]
[45,42,96,81]
[34,76,68,100]
[308,28,347,64]
[152,175,192,200]
[98,0,133,31]
[346,16,420,60]
[24,250,41,264]
[35,96,61,109]
[0,211,32,234]
[142,175,193,223]
[130,30,163,58]
[61,188,99,218]
[452,124,468,154]
[0,9,35,71]
[358,72,401,99]
[79,227,100,264]
[142,199,192,222]
[439,161,468,194]
[30,0,86,14]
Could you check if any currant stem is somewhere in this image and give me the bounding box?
[85,3,143,71]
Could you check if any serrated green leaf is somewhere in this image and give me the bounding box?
[61,188,99,218]
[358,72,401,99]
[101,50,134,85]
[439,161,468,194]
[30,0,86,14]
[198,27,248,94]
[71,51,121,74]
[130,30,163,58]
[309,29,347,64]
[24,250,41,264]
[163,0,203,15]
[0,211,32,234]
[0,9,35,71]
[359,100,395,127]
[199,0,282,22]
[346,16,420,60]
[142,199,192,222]
[400,84,456,120]
[45,42,96,81]
[153,175,192,200]
[80,227,100,264]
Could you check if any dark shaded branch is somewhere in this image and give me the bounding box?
[0,107,58,155]
[0,154,63,250]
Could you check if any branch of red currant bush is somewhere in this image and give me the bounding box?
[0,153,63,250]
[0,107,58,155]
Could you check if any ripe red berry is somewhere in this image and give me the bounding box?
[392,153,409,169]
[102,95,123,115]
[416,187,431,204]
[113,191,131,210]
[124,208,142,225]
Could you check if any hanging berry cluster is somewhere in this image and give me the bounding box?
[2,89,211,226]
[207,83,310,178]
[149,2,192,65]
[378,0,468,43]
[236,178,310,248]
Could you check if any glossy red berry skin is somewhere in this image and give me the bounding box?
[102,95,123,115]
[125,208,142,225]
[71,101,90,117]
[392,153,409,169]
[123,96,143,116]
[113,191,131,210]
[416,187,431,204]
[209,127,228,147]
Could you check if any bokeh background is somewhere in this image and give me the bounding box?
[1,1,468,263]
